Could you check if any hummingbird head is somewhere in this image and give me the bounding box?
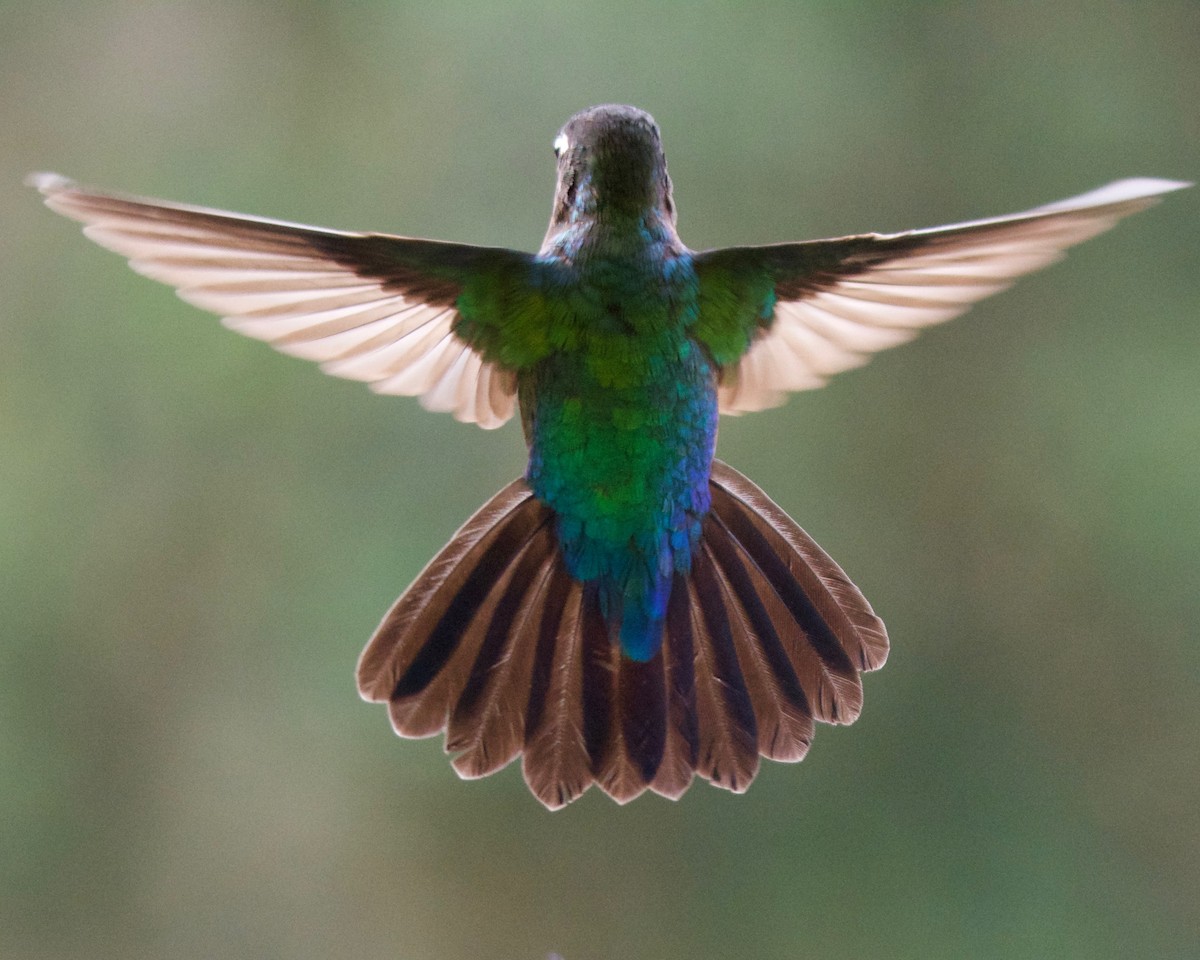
[546,105,677,234]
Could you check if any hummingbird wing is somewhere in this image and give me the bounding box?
[29,173,536,429]
[692,178,1189,414]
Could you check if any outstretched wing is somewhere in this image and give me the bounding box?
[692,178,1190,414]
[30,173,539,429]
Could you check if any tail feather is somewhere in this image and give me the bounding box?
[689,549,761,792]
[649,576,699,800]
[710,461,889,674]
[446,526,556,778]
[615,653,668,790]
[587,627,669,805]
[357,460,889,809]
[579,588,618,784]
[703,527,814,762]
[390,520,549,739]
[707,504,862,725]
[522,574,592,809]
[570,587,668,805]
[356,479,549,702]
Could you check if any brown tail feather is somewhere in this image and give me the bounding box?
[521,573,592,809]
[689,549,761,792]
[446,526,557,778]
[615,653,668,790]
[585,627,669,805]
[356,479,549,702]
[703,528,814,762]
[706,506,860,724]
[357,461,888,809]
[386,527,544,739]
[579,588,619,784]
[710,461,889,674]
[649,575,699,800]
[378,493,552,740]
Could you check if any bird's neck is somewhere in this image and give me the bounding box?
[541,207,680,263]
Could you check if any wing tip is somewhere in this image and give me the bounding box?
[1036,177,1192,215]
[1111,176,1192,196]
[26,171,75,194]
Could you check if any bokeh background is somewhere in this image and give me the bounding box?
[3,2,1198,958]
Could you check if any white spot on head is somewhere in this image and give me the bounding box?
[553,133,570,156]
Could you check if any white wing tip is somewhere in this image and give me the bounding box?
[1109,177,1192,196]
[1039,177,1192,213]
[27,171,78,195]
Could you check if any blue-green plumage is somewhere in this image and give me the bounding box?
[524,192,716,660]
[518,105,715,662]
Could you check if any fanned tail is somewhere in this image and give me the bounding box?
[357,460,888,809]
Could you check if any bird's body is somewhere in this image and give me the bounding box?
[527,181,713,661]
[31,105,1188,808]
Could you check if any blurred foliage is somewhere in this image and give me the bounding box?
[3,1,1198,958]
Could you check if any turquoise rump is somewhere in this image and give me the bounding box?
[33,104,1187,808]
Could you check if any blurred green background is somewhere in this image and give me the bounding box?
[3,2,1197,958]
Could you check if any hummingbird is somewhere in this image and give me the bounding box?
[31,104,1188,809]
